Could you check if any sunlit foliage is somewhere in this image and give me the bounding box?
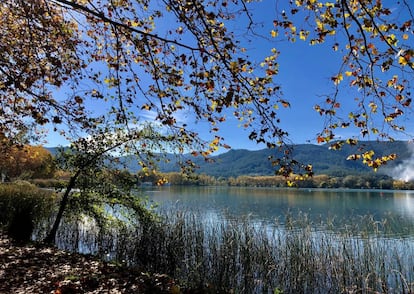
[0,135,55,180]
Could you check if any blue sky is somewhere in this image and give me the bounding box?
[44,0,413,151]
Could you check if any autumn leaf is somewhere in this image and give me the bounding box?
[347,154,361,160]
[317,136,325,144]
[331,73,343,85]
[280,100,290,108]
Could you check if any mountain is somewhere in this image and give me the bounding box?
[191,141,412,177]
[46,141,413,178]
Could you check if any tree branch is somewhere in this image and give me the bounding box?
[50,0,201,51]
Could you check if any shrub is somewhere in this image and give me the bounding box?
[0,182,56,243]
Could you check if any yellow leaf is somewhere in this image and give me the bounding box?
[299,30,307,41]
[387,34,397,45]
[345,71,353,77]
[316,19,324,30]
[130,20,140,27]
[229,61,238,71]
[271,30,278,38]
[399,56,408,66]
[332,73,343,85]
[363,150,375,160]
[403,34,409,40]
[210,137,220,146]
[369,102,377,113]
[378,24,388,32]
[211,100,218,110]
[347,154,361,160]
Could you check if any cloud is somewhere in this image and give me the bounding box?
[140,109,190,126]
[386,142,414,182]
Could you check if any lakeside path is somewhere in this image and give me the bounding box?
[0,232,181,293]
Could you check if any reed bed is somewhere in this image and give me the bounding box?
[47,208,414,293]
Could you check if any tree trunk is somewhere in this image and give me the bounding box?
[43,171,80,244]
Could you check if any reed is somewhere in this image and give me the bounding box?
[50,207,414,293]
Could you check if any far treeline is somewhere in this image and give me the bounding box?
[4,140,414,190]
[156,172,413,190]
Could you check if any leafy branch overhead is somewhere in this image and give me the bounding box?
[292,2,412,136]
[274,0,413,168]
[1,0,413,176]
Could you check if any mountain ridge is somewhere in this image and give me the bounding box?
[46,140,413,178]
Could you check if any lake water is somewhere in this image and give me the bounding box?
[145,186,414,238]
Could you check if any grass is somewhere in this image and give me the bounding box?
[49,208,414,293]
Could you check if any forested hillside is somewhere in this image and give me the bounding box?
[192,141,411,177]
[49,141,412,178]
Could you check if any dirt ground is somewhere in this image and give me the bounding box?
[0,232,182,293]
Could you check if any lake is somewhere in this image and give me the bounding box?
[145,186,414,238]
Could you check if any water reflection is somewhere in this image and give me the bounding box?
[145,186,414,238]
[394,191,414,219]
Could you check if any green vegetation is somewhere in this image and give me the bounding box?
[137,171,414,190]
[0,182,56,243]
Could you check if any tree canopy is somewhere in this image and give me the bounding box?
[0,133,55,181]
[1,0,413,174]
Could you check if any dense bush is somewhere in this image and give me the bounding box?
[0,182,56,243]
